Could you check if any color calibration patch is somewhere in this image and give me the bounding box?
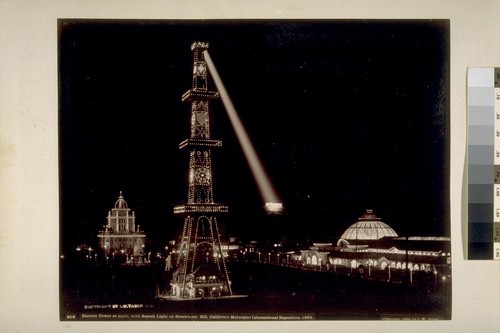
[467,67,500,260]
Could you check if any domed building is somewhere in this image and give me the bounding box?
[300,209,451,286]
[340,209,398,241]
[329,209,450,283]
[97,192,147,262]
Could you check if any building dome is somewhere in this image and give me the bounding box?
[340,209,398,240]
[114,191,128,209]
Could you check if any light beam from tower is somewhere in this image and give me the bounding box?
[203,50,284,215]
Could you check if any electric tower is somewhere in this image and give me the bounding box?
[170,42,232,298]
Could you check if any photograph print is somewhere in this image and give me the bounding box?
[59,19,450,321]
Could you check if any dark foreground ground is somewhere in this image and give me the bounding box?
[60,260,451,321]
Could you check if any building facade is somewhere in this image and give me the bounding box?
[97,192,146,259]
[300,209,451,285]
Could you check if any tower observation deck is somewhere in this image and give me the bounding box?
[170,42,232,299]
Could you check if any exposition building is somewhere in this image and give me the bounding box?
[301,209,451,285]
[97,192,147,260]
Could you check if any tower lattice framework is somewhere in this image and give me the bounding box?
[171,42,232,298]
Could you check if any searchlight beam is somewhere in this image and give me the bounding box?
[203,50,283,214]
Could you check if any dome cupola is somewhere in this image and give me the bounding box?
[340,209,398,241]
[114,191,128,209]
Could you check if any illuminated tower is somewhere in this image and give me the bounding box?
[170,42,232,298]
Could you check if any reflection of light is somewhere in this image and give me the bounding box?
[204,50,281,208]
[265,202,284,215]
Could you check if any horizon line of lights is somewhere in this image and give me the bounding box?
[173,203,229,214]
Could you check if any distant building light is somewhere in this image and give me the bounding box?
[264,202,284,214]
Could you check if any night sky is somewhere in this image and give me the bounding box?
[59,20,449,252]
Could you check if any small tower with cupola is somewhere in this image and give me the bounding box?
[97,191,146,261]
